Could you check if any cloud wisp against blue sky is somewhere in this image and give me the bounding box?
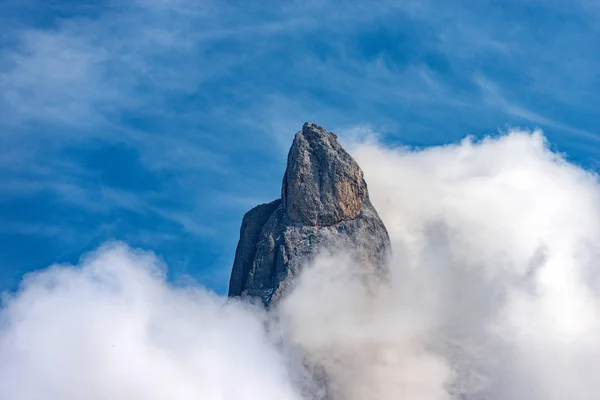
[0,0,599,293]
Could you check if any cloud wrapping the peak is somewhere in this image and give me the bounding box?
[2,129,600,399]
[351,129,600,398]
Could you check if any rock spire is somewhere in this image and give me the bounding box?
[228,122,390,305]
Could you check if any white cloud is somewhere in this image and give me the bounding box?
[348,128,600,398]
[1,29,110,126]
[3,129,600,399]
[280,254,453,400]
[0,242,307,400]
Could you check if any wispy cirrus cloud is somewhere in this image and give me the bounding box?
[474,75,600,143]
[0,0,599,292]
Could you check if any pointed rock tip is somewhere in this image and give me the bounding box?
[284,121,366,226]
[301,121,338,140]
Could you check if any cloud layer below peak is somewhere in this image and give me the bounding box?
[2,129,600,399]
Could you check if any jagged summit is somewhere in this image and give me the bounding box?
[228,122,390,304]
[300,121,338,141]
[283,122,367,227]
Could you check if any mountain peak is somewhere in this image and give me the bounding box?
[301,121,338,140]
[283,123,366,227]
[228,122,390,304]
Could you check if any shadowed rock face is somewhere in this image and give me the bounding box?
[228,122,390,305]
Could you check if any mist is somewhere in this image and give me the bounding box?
[2,129,600,399]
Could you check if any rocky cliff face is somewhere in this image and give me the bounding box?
[228,122,390,305]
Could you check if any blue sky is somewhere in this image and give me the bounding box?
[1,0,598,295]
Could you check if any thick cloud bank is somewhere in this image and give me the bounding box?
[2,129,600,399]
[0,244,304,400]
[350,129,600,399]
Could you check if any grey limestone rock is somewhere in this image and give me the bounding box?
[228,122,390,305]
